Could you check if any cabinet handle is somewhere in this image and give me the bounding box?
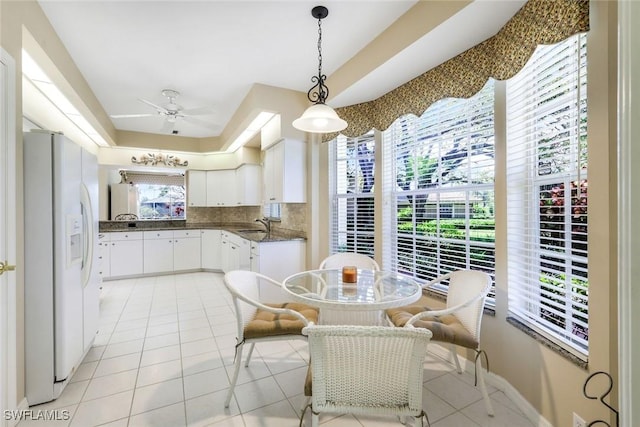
[270,197,276,201]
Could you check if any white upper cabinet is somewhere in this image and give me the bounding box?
[206,169,236,206]
[236,164,262,206]
[187,165,262,207]
[263,139,306,203]
[187,170,207,207]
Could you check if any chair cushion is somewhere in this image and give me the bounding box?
[244,302,318,339]
[386,298,478,349]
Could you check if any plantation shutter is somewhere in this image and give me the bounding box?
[382,81,496,292]
[506,34,588,356]
[328,132,376,257]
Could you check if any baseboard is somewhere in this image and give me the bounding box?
[428,344,553,427]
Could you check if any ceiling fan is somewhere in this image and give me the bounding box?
[110,89,215,134]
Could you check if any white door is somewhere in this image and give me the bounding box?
[0,49,18,426]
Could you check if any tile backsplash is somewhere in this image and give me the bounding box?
[187,206,262,224]
[186,203,306,235]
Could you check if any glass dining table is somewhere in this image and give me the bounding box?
[282,268,422,325]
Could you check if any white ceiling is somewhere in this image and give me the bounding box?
[35,0,526,140]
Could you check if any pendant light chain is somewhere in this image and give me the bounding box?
[292,5,347,133]
[317,16,323,86]
[311,13,328,105]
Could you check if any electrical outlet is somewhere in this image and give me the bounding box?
[573,412,586,427]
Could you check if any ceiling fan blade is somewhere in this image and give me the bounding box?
[181,106,214,116]
[110,113,157,119]
[183,116,218,130]
[138,98,168,114]
[161,119,176,134]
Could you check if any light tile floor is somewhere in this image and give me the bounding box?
[23,272,536,427]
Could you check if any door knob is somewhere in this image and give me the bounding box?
[0,261,16,276]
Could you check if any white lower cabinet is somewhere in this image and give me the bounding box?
[201,229,222,270]
[174,230,201,271]
[103,229,202,279]
[238,237,251,271]
[250,240,306,282]
[102,228,304,279]
[109,232,144,278]
[97,233,111,280]
[221,231,250,272]
[143,230,174,274]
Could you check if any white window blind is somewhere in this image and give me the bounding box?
[329,131,376,257]
[506,34,588,356]
[263,203,281,220]
[382,80,496,293]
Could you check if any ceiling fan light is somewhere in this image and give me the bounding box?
[292,103,347,133]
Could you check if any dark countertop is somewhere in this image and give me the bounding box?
[98,220,305,243]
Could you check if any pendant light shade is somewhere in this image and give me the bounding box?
[293,6,347,134]
[293,103,347,133]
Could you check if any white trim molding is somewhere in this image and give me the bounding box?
[0,47,18,427]
[618,0,640,425]
[428,344,553,427]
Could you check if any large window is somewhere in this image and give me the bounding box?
[124,171,186,220]
[137,184,185,219]
[329,131,376,256]
[506,34,588,356]
[382,81,496,290]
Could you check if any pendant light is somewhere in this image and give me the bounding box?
[293,6,347,134]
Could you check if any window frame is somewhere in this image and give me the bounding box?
[381,80,497,299]
[328,132,376,258]
[506,33,589,358]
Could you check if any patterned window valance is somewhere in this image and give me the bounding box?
[323,0,589,142]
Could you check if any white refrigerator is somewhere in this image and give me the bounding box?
[24,130,100,405]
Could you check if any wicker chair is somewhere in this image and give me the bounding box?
[386,269,494,416]
[319,252,380,271]
[223,270,318,408]
[302,325,432,427]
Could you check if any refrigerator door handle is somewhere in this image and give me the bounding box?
[80,183,94,288]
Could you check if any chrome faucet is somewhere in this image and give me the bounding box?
[255,217,271,234]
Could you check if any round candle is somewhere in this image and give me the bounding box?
[342,266,357,283]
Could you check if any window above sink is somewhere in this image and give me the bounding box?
[113,170,186,220]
